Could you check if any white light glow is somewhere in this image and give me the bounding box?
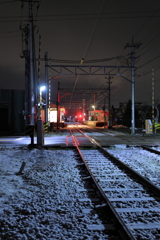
[50,111,57,122]
[40,86,46,91]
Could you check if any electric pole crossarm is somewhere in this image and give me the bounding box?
[118,75,132,83]
[49,66,63,75]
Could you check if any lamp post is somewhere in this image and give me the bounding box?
[37,85,46,146]
[92,105,95,120]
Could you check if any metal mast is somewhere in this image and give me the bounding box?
[106,75,113,129]
[29,0,35,126]
[124,37,141,134]
[45,51,49,123]
[20,0,39,145]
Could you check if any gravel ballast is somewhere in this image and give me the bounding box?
[0,147,120,240]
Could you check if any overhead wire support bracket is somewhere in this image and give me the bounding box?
[118,74,132,83]
[48,65,132,78]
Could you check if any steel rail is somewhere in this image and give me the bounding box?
[74,125,160,197]
[141,145,160,155]
[69,128,136,240]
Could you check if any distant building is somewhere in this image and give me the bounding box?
[0,89,25,134]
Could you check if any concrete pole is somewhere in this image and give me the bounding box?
[108,76,112,129]
[45,51,48,123]
[152,67,155,133]
[104,97,106,128]
[29,0,35,126]
[131,44,135,135]
[82,99,85,120]
[57,82,60,129]
[24,26,29,126]
[124,38,141,134]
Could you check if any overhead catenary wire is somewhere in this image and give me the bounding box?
[139,21,160,45]
[137,54,160,70]
[0,11,160,19]
[49,55,128,64]
[136,20,160,57]
[110,4,160,105]
[133,5,160,66]
[82,0,108,60]
[134,5,160,40]
[1,13,160,24]
[3,1,160,108]
[0,0,18,4]
[69,0,108,108]
[118,5,160,80]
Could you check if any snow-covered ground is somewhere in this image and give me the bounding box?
[0,146,120,240]
[106,145,160,188]
[1,143,160,240]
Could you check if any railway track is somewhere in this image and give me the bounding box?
[69,125,160,240]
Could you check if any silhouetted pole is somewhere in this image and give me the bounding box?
[152,67,155,133]
[29,0,35,127]
[106,75,113,129]
[124,37,141,134]
[45,51,49,123]
[57,82,60,129]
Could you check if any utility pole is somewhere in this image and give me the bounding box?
[105,75,113,129]
[103,97,106,128]
[20,0,39,145]
[20,24,30,126]
[29,0,36,127]
[57,82,60,129]
[82,99,85,120]
[45,51,49,123]
[124,37,141,134]
[152,67,155,133]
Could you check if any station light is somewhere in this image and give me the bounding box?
[40,86,46,92]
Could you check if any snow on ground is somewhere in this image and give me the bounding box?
[0,146,120,240]
[1,142,160,240]
[106,145,160,188]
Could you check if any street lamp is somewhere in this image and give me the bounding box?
[39,85,46,108]
[37,85,46,146]
[92,105,95,121]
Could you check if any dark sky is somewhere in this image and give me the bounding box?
[0,0,160,109]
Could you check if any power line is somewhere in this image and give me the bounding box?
[0,10,157,18]
[48,55,128,64]
[0,35,20,38]
[137,55,160,70]
[134,5,160,40]
[0,30,19,34]
[0,0,18,4]
[69,0,108,108]
[138,37,160,58]
[1,15,160,23]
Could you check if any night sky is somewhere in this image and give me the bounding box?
[0,0,160,110]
